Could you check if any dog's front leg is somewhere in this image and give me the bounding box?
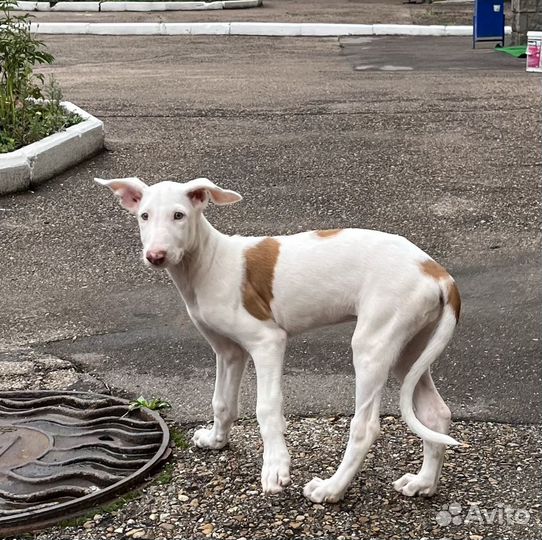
[192,329,248,450]
[247,329,291,494]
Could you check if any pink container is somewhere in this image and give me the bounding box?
[527,31,542,72]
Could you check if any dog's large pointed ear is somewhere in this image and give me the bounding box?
[95,177,148,214]
[184,178,242,210]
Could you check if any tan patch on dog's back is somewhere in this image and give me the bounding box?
[316,229,342,238]
[243,238,280,321]
[420,259,461,321]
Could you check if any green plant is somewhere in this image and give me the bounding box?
[0,130,15,152]
[156,460,175,485]
[0,0,81,152]
[0,0,52,132]
[126,396,172,414]
[170,426,189,450]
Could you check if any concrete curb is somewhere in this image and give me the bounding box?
[16,0,261,11]
[0,102,104,196]
[28,22,513,36]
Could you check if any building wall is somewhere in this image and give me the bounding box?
[511,0,542,45]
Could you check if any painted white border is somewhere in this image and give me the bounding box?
[28,22,513,36]
[15,0,261,11]
[0,102,104,195]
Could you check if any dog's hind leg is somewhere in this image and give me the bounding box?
[392,323,452,497]
[393,369,451,496]
[303,316,403,503]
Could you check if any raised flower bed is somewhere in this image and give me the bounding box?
[0,101,104,194]
[0,0,104,194]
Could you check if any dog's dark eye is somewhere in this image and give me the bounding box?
[174,211,185,220]
[140,212,149,221]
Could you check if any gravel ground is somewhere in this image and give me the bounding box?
[23,416,541,540]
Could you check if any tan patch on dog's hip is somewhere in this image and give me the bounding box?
[243,238,280,321]
[316,229,342,238]
[447,281,461,321]
[420,259,449,280]
[420,259,461,321]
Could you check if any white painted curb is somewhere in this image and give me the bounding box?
[0,102,104,195]
[28,22,513,36]
[16,0,261,11]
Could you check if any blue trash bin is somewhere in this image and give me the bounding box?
[473,0,505,48]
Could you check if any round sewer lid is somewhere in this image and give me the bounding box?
[0,391,170,535]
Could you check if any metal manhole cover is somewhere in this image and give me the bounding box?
[0,391,170,535]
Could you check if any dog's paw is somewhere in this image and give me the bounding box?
[192,427,228,450]
[393,473,437,497]
[261,457,291,494]
[303,477,345,503]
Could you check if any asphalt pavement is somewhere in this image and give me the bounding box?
[0,35,539,427]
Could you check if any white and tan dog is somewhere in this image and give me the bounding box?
[96,176,461,503]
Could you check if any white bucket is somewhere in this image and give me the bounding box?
[527,31,542,73]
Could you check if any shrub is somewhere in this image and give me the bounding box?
[0,0,81,153]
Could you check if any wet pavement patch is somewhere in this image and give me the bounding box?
[0,391,170,535]
[340,36,525,72]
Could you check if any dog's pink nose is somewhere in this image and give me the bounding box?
[146,250,167,266]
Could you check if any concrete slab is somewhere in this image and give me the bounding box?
[29,21,506,37]
[0,155,31,194]
[0,36,539,428]
[0,348,108,392]
[50,1,99,11]
[26,130,82,185]
[17,0,261,11]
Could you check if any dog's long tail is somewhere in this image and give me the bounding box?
[399,293,460,447]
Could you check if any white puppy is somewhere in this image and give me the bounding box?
[96,176,461,503]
